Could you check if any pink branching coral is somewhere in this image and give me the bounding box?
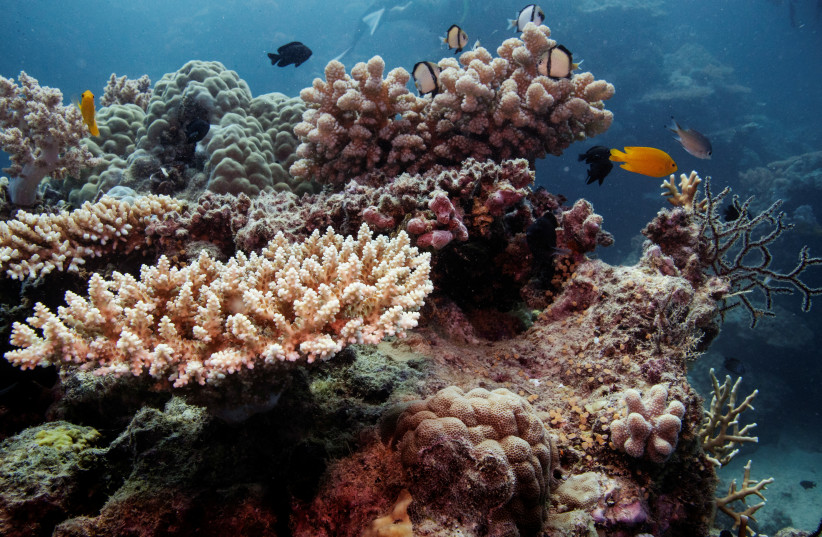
[5,224,433,388]
[291,24,613,187]
[100,73,152,110]
[0,72,98,206]
[610,385,686,463]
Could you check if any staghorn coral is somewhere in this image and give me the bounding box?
[0,72,98,206]
[609,384,686,463]
[661,170,707,212]
[0,194,183,280]
[391,386,556,537]
[699,368,759,468]
[5,224,433,388]
[291,24,613,187]
[715,460,773,534]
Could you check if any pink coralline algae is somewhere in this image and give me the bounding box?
[0,72,98,206]
[290,23,613,187]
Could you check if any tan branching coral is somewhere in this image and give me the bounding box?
[0,194,183,280]
[661,170,706,212]
[291,24,613,187]
[100,73,152,110]
[5,224,433,388]
[715,460,773,533]
[609,384,686,463]
[699,368,759,467]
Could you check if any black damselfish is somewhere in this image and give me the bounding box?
[267,42,312,67]
[578,146,614,185]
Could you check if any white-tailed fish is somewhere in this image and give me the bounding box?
[510,4,545,32]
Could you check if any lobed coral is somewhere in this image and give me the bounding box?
[291,24,613,187]
[609,384,686,463]
[0,72,98,206]
[391,386,556,537]
[6,224,433,388]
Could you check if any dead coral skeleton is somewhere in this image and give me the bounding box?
[695,176,822,327]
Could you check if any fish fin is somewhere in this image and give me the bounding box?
[89,122,100,137]
[71,94,81,110]
[609,148,627,162]
[332,48,352,63]
[666,116,682,136]
[363,8,384,36]
[267,52,280,65]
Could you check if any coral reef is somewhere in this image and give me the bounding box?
[609,384,686,463]
[291,24,613,187]
[6,224,433,387]
[100,73,152,110]
[390,386,556,537]
[0,72,98,206]
[716,460,774,532]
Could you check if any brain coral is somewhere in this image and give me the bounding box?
[391,386,556,537]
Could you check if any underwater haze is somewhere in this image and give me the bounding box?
[1,0,821,534]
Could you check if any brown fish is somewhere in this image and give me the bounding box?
[668,117,712,159]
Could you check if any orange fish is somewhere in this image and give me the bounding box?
[609,146,677,178]
[79,90,99,136]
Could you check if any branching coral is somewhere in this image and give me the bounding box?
[715,460,773,533]
[661,170,706,212]
[0,194,183,280]
[291,24,613,187]
[5,224,433,388]
[644,174,822,327]
[0,72,98,206]
[100,74,152,110]
[699,368,758,467]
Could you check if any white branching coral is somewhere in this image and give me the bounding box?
[0,194,183,280]
[6,224,433,388]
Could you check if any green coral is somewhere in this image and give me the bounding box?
[34,425,101,451]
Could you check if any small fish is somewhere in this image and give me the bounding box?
[578,146,614,186]
[667,117,712,159]
[267,41,312,68]
[185,118,210,143]
[723,200,742,222]
[412,61,441,96]
[609,146,677,178]
[443,24,468,54]
[472,39,482,51]
[801,480,817,489]
[510,4,545,32]
[723,357,745,376]
[537,45,574,79]
[79,90,99,136]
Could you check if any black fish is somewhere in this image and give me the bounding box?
[267,41,312,67]
[723,200,742,222]
[578,146,614,186]
[185,118,210,143]
[801,480,817,489]
[723,357,745,375]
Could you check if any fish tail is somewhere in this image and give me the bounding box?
[609,148,627,162]
[267,53,280,65]
[667,116,681,134]
[88,120,100,136]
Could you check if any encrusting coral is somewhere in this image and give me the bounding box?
[609,384,686,463]
[5,224,433,387]
[0,72,98,206]
[291,23,613,187]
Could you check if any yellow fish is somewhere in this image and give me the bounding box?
[609,146,677,178]
[79,90,99,136]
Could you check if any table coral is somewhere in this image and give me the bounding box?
[0,72,98,206]
[6,224,433,388]
[291,23,613,187]
[390,386,557,537]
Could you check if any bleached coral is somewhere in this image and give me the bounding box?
[0,194,183,280]
[291,24,613,187]
[5,224,433,388]
[0,72,98,206]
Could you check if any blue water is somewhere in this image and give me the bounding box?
[2,0,821,532]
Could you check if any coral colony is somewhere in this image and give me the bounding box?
[0,22,818,537]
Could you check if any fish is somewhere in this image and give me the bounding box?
[609,147,678,178]
[510,4,545,32]
[667,117,712,159]
[723,357,746,376]
[443,24,468,53]
[79,90,99,136]
[537,45,574,79]
[578,146,614,186]
[723,200,742,222]
[801,480,817,489]
[412,61,441,96]
[185,118,210,143]
[472,39,482,51]
[267,42,312,68]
